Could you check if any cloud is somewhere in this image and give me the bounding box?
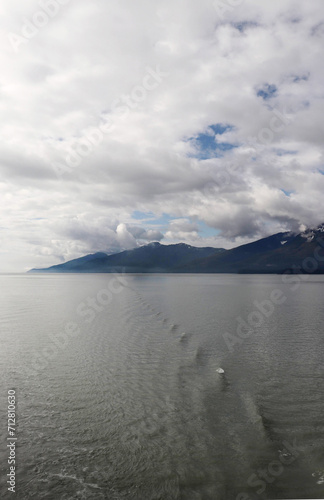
[57,219,164,256]
[126,225,164,242]
[165,218,199,240]
[0,0,324,270]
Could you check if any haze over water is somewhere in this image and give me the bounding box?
[1,274,324,499]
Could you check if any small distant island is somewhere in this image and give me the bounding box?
[28,224,324,274]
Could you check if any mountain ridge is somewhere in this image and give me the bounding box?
[28,224,324,274]
[29,242,224,274]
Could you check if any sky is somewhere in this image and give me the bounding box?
[0,0,324,271]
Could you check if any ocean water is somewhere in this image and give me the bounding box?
[1,273,324,499]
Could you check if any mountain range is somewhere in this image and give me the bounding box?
[29,224,324,274]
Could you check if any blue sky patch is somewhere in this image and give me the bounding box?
[197,220,220,238]
[132,210,154,221]
[257,84,277,100]
[209,124,232,135]
[132,211,173,230]
[188,123,237,160]
[281,189,294,197]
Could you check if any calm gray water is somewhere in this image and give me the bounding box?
[1,274,324,499]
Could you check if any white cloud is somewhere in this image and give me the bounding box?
[0,0,324,270]
[165,218,199,241]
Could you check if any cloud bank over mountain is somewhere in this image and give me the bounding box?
[0,0,324,270]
